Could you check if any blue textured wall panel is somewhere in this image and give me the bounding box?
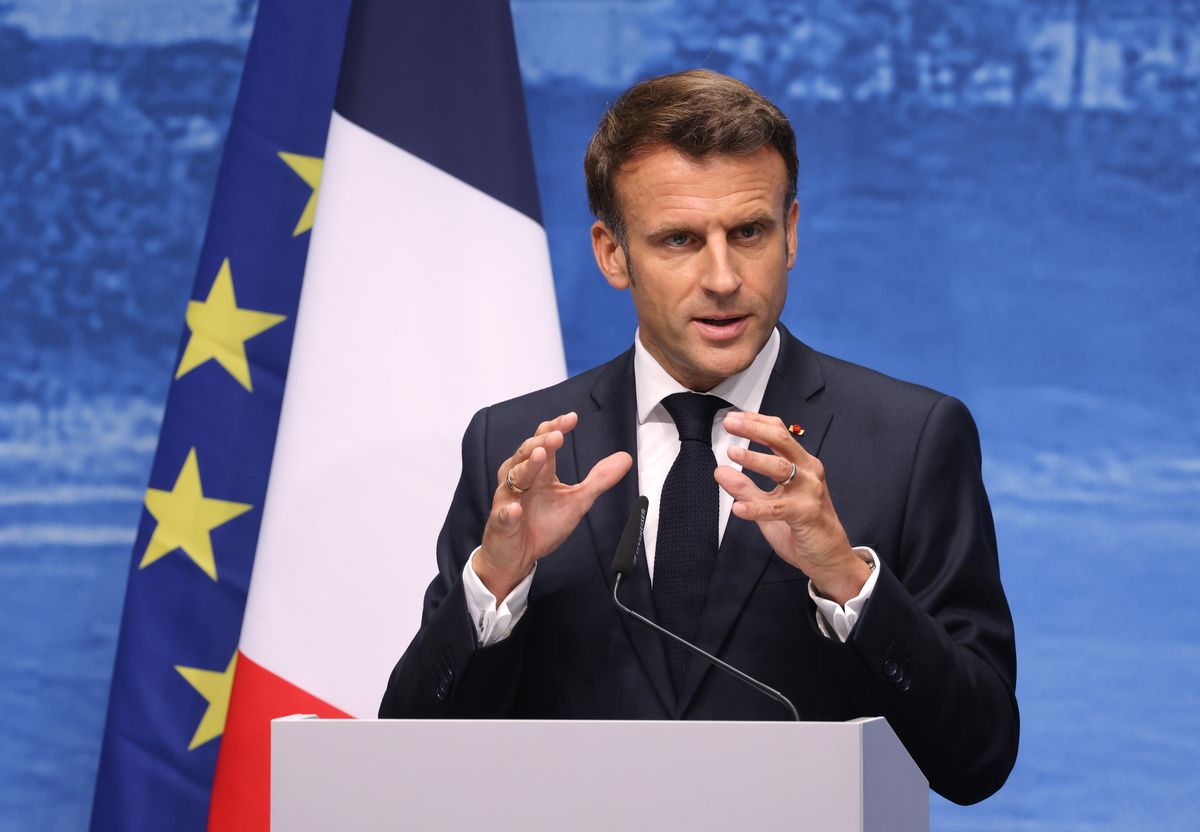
[0,1,1197,828]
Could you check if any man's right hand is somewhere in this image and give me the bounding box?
[474,411,632,602]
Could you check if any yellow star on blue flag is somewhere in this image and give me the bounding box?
[176,652,239,751]
[279,152,323,236]
[176,258,286,392]
[140,448,253,581]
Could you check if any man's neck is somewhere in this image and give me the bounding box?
[632,328,781,424]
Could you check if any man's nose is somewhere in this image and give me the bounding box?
[698,239,741,295]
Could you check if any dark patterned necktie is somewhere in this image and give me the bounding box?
[653,392,731,693]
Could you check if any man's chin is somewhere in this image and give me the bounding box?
[650,325,773,390]
[683,345,762,390]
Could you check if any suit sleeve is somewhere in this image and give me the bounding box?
[378,407,527,718]
[817,395,1019,804]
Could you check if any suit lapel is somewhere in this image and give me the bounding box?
[674,329,833,717]
[574,350,676,715]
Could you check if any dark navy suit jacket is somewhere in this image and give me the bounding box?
[380,327,1018,805]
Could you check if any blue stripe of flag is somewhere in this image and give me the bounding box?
[90,1,351,829]
[334,0,544,224]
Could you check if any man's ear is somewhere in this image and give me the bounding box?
[785,199,798,270]
[591,221,630,290]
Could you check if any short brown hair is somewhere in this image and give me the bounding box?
[584,69,798,242]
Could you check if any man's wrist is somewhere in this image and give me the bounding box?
[810,549,874,606]
[470,548,531,604]
[463,551,535,646]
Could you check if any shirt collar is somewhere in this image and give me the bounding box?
[633,327,781,424]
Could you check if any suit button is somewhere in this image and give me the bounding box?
[884,659,901,680]
[434,682,450,701]
[897,677,912,693]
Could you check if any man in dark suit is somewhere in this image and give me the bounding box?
[380,69,1018,805]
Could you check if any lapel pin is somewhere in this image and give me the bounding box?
[789,424,805,437]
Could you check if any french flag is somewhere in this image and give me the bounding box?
[209,0,563,827]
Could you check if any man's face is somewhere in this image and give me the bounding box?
[592,145,797,392]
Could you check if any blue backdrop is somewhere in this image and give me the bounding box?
[1,1,1197,829]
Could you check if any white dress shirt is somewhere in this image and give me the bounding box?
[464,328,879,646]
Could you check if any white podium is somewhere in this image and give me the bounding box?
[271,716,928,831]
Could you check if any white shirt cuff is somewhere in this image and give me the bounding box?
[808,547,880,642]
[462,547,535,646]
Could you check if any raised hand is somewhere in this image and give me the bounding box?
[474,411,632,601]
[715,411,870,605]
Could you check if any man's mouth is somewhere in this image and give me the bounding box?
[692,315,749,341]
[695,315,746,327]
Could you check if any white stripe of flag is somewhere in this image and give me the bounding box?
[239,110,564,718]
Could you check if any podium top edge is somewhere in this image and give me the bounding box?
[271,716,887,727]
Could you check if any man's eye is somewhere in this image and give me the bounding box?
[735,225,761,240]
[665,233,690,247]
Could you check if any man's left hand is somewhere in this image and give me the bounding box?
[716,411,870,605]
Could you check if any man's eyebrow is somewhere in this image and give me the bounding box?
[643,213,779,239]
[739,211,779,228]
[644,223,695,239]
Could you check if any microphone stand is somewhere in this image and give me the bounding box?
[612,573,800,722]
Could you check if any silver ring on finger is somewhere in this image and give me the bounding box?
[504,467,529,495]
[778,461,798,487]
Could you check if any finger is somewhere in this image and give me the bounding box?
[533,411,578,438]
[503,445,548,496]
[511,428,554,465]
[727,445,797,486]
[723,411,811,462]
[714,464,770,502]
[575,451,633,503]
[730,497,792,522]
[502,428,565,484]
[539,426,567,481]
[509,413,577,481]
[491,499,524,533]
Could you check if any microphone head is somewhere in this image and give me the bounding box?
[610,496,648,578]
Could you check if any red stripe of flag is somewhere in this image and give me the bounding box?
[207,653,350,830]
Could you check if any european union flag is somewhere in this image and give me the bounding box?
[91,1,352,828]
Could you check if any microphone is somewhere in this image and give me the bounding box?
[611,495,647,578]
[609,497,799,721]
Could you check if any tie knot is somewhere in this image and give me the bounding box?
[661,392,730,445]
